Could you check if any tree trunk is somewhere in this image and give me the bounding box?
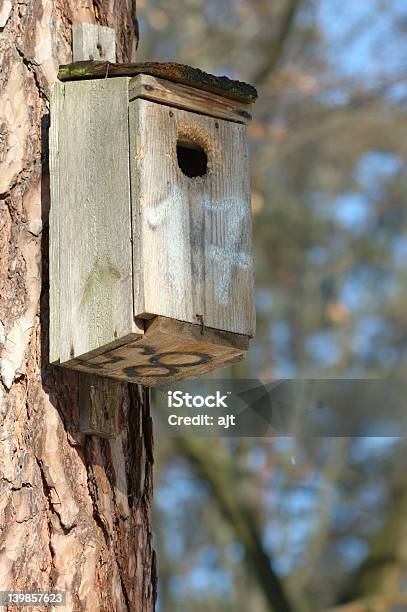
[0,2,156,611]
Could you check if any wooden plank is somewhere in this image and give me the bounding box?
[128,99,144,326]
[72,23,116,63]
[63,316,249,386]
[57,60,258,103]
[70,22,122,440]
[79,372,121,437]
[49,31,119,364]
[49,85,61,363]
[129,99,256,338]
[129,74,252,124]
[51,77,135,363]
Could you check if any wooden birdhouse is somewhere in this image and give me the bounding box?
[49,60,257,386]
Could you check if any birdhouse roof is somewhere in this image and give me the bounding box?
[58,60,258,103]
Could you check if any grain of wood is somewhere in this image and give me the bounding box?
[51,77,135,362]
[79,372,121,437]
[129,74,252,124]
[129,99,256,337]
[72,23,116,63]
[49,86,61,364]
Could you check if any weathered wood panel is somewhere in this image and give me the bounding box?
[129,99,256,338]
[49,87,61,364]
[50,78,134,363]
[129,74,252,124]
[64,316,248,386]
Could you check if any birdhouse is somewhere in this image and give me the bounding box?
[49,61,257,386]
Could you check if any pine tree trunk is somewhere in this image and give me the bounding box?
[0,2,156,610]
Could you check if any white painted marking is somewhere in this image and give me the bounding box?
[145,187,189,301]
[203,196,251,305]
[145,190,251,306]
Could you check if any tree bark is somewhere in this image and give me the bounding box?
[0,2,156,611]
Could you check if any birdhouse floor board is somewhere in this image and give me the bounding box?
[128,74,252,124]
[63,316,249,387]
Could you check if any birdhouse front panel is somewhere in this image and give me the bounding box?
[129,98,255,338]
[49,63,257,385]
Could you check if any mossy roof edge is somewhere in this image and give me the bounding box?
[58,60,258,103]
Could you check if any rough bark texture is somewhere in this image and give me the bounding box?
[0,2,156,611]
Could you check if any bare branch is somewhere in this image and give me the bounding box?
[174,438,296,612]
[254,0,303,84]
[329,593,407,612]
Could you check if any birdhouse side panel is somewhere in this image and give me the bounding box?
[129,98,255,338]
[49,85,62,363]
[50,78,134,363]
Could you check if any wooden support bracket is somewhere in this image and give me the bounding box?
[79,373,121,437]
[72,23,116,63]
[72,22,119,437]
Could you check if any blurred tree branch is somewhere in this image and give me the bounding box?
[329,593,407,612]
[338,481,407,604]
[288,439,349,596]
[174,438,296,612]
[253,0,303,84]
